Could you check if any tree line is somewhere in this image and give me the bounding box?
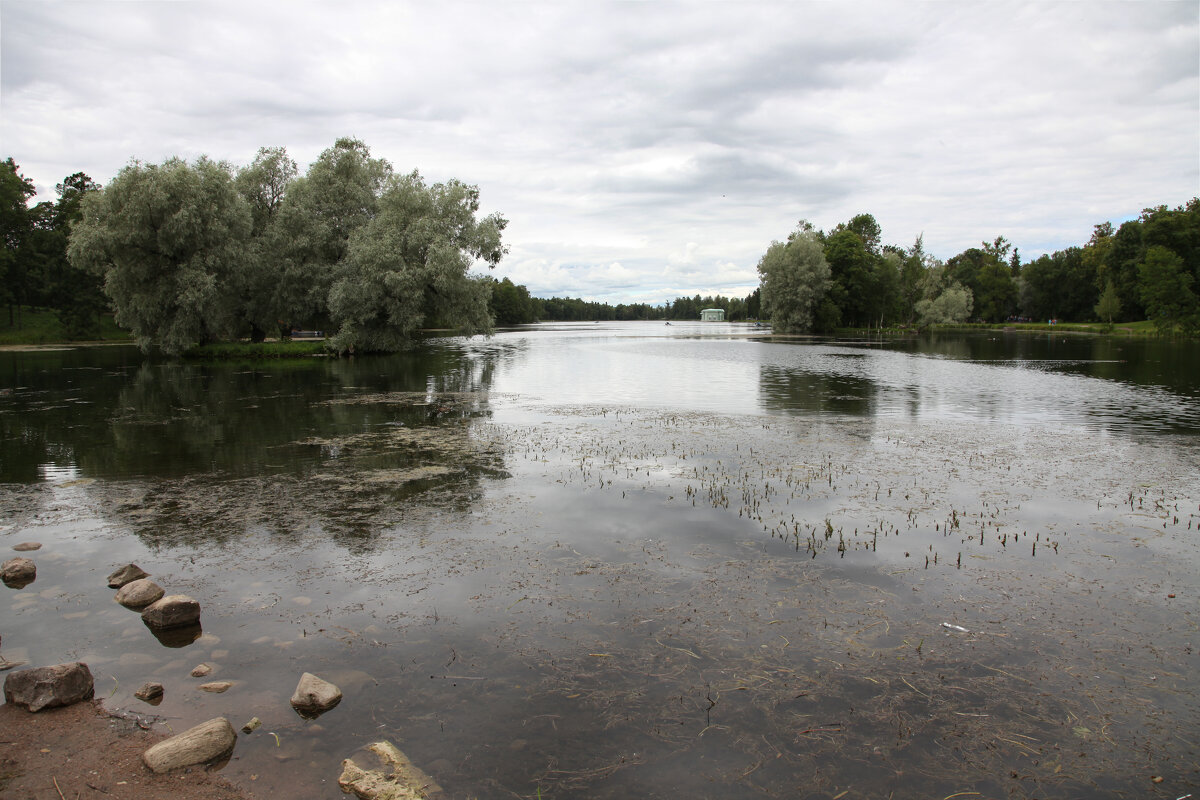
[758,201,1200,336]
[489,288,761,325]
[4,146,1197,350]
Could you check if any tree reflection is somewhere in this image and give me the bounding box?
[0,343,509,553]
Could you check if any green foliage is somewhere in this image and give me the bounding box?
[945,238,1016,322]
[824,228,878,327]
[489,277,536,325]
[757,225,831,334]
[68,156,252,354]
[269,138,394,329]
[326,171,506,353]
[1138,246,1198,335]
[1095,281,1121,325]
[915,266,973,326]
[1,158,38,319]
[1020,248,1097,322]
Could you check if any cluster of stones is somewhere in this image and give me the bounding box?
[2,549,435,796]
[108,563,202,638]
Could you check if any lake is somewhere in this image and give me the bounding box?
[2,322,1198,798]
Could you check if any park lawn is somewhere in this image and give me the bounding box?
[0,307,132,345]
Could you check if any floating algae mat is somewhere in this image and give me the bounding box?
[1,326,1198,798]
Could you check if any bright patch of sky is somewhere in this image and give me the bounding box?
[2,1,1196,304]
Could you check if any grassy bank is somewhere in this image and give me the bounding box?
[183,340,329,359]
[0,307,132,345]
[941,320,1168,336]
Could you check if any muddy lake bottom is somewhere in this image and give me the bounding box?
[2,327,1199,798]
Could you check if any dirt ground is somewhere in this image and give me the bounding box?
[0,699,255,800]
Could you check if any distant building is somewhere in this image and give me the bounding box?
[700,308,725,322]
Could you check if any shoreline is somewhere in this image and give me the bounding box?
[0,698,254,799]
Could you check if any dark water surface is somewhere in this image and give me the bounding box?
[2,322,1198,799]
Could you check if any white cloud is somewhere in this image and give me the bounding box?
[2,1,1195,305]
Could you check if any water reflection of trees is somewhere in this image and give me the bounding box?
[1,342,511,553]
[758,362,879,417]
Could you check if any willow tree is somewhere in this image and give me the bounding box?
[67,157,251,354]
[327,171,507,353]
[757,224,831,333]
[268,138,394,330]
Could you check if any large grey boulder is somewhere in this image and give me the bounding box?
[115,578,165,608]
[107,563,148,588]
[290,672,342,718]
[3,662,95,712]
[142,717,237,773]
[141,594,201,629]
[338,740,445,799]
[1,557,36,589]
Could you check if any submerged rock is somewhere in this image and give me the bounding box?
[338,740,445,800]
[199,680,233,693]
[190,663,213,677]
[107,563,149,588]
[115,578,165,609]
[142,717,236,774]
[134,681,165,704]
[3,662,95,712]
[141,595,201,629]
[290,672,343,718]
[1,557,36,589]
[11,542,41,552]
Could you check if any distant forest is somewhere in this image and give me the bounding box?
[3,144,1198,352]
[515,200,1200,336]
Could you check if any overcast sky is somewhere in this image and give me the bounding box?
[2,1,1196,305]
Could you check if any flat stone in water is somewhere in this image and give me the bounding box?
[114,578,165,609]
[141,595,201,629]
[106,563,148,589]
[12,542,41,552]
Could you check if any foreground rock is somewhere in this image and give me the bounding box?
[141,594,201,629]
[1,557,36,588]
[115,578,165,608]
[338,740,445,800]
[107,563,149,588]
[290,672,342,718]
[142,717,237,774]
[135,681,165,703]
[3,662,95,712]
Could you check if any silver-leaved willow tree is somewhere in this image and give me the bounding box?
[68,137,506,355]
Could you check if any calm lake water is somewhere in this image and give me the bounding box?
[2,322,1198,799]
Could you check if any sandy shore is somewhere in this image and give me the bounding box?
[0,699,254,799]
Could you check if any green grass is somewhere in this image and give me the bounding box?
[183,340,329,359]
[0,306,131,345]
[945,320,1174,337]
